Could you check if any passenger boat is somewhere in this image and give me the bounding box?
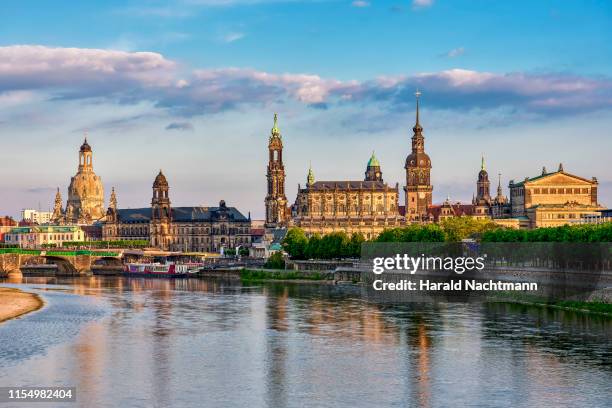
[123,262,201,278]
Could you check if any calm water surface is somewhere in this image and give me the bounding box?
[0,276,610,408]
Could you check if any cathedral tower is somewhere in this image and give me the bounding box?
[404,91,433,221]
[365,152,383,182]
[151,170,172,249]
[265,113,288,228]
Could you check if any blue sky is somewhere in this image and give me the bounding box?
[0,0,611,218]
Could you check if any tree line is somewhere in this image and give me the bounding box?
[282,219,612,260]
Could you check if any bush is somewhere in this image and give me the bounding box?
[264,252,285,269]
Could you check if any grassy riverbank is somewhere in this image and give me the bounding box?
[0,287,44,323]
[240,269,331,282]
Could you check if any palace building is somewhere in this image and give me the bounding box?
[103,171,252,252]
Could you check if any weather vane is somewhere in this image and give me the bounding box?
[415,89,422,99]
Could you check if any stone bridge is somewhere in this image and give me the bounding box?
[0,249,124,276]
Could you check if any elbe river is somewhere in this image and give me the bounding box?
[0,276,610,408]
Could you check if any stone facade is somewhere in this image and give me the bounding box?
[292,157,404,240]
[103,171,251,252]
[405,91,433,222]
[265,114,289,228]
[508,164,603,228]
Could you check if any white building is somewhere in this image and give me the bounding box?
[21,209,53,225]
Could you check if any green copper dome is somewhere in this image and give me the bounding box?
[307,165,315,186]
[367,151,380,168]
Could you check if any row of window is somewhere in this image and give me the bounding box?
[304,195,395,202]
[514,187,590,196]
[532,187,589,195]
[302,204,396,214]
[114,225,250,236]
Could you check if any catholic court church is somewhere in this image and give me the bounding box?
[265,95,604,238]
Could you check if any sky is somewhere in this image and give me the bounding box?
[0,0,611,219]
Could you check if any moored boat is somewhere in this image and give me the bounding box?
[123,262,201,278]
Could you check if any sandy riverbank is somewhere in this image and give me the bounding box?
[0,287,44,323]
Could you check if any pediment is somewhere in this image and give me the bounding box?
[527,172,593,186]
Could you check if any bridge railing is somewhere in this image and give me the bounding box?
[0,248,121,257]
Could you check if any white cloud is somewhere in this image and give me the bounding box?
[223,32,245,43]
[0,45,610,118]
[412,0,433,9]
[352,1,370,7]
[446,47,465,58]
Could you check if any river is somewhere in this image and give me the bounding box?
[0,276,610,408]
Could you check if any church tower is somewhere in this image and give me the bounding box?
[265,113,288,228]
[404,91,433,221]
[151,170,172,250]
[475,155,491,204]
[365,152,383,182]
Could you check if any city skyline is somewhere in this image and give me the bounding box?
[1,0,611,218]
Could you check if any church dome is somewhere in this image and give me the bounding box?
[367,152,380,168]
[80,138,92,152]
[405,151,431,169]
[153,170,169,188]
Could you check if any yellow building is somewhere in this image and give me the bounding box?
[4,225,85,248]
[508,164,603,228]
[292,154,405,239]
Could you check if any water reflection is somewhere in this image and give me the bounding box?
[0,276,610,408]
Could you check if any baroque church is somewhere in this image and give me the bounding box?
[51,137,106,225]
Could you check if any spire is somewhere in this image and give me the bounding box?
[481,154,486,171]
[110,187,117,210]
[307,162,315,186]
[412,89,423,134]
[271,113,280,137]
[415,89,421,126]
[497,173,503,196]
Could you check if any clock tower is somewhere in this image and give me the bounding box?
[404,91,433,221]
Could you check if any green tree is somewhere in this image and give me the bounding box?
[305,234,321,259]
[348,233,365,258]
[264,251,286,269]
[440,217,499,241]
[282,228,309,259]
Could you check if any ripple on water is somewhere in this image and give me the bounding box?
[0,287,108,366]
